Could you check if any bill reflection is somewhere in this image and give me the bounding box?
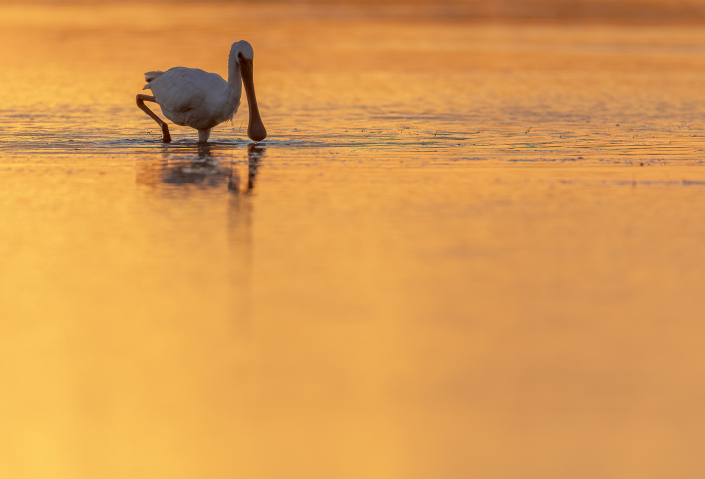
[229,143,266,194]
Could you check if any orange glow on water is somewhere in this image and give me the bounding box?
[2,3,705,478]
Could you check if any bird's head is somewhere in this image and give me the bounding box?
[230,40,254,65]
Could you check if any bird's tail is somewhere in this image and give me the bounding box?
[142,71,164,90]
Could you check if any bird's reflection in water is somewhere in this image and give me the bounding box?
[159,143,229,188]
[135,142,265,194]
[135,142,267,335]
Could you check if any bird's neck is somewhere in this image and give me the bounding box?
[227,55,243,101]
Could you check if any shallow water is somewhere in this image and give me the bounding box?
[3,3,705,478]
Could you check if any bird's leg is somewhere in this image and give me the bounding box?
[136,94,171,143]
[198,128,211,144]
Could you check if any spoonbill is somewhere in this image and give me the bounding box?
[136,40,266,144]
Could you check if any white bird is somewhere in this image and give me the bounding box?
[136,40,266,144]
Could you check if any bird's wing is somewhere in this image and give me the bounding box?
[149,67,225,113]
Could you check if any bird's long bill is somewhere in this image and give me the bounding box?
[240,58,266,142]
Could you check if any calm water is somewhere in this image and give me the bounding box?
[3,3,705,478]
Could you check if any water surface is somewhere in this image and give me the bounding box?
[2,4,705,478]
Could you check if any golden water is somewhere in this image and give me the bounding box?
[2,3,705,478]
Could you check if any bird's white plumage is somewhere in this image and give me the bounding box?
[144,67,240,130]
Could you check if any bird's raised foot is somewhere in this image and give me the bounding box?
[162,124,172,143]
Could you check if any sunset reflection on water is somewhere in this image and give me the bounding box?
[2,2,705,478]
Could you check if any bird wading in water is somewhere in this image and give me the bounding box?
[136,40,266,144]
